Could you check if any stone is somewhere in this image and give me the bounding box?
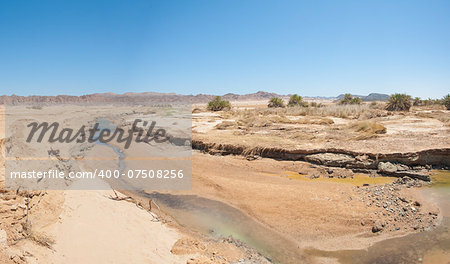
[372,221,383,233]
[378,162,398,173]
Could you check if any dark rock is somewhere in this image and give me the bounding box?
[372,221,383,233]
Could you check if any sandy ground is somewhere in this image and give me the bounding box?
[0,104,265,264]
[0,103,447,264]
[0,177,193,264]
[49,180,190,264]
[187,153,439,250]
[192,102,450,153]
[0,105,191,264]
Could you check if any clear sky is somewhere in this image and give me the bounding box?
[0,0,449,98]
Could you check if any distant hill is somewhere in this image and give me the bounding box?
[0,90,287,105]
[0,91,390,105]
[336,93,389,101]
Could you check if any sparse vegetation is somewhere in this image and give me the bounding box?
[207,96,231,111]
[229,103,383,120]
[351,121,386,134]
[415,111,450,124]
[310,102,323,108]
[288,94,307,107]
[413,97,421,106]
[339,94,362,105]
[268,97,285,108]
[444,94,450,110]
[349,121,387,140]
[28,105,43,110]
[215,121,236,130]
[386,93,412,111]
[192,108,202,113]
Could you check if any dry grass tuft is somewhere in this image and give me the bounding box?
[415,111,450,125]
[349,121,386,140]
[215,121,236,130]
[295,117,334,125]
[229,104,385,120]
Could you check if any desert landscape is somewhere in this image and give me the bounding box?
[1,1,449,263]
[0,92,448,264]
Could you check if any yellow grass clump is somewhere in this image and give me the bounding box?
[349,121,387,140]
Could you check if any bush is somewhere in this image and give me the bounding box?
[288,94,307,107]
[351,121,387,134]
[268,97,285,108]
[207,96,231,111]
[386,93,412,111]
[339,94,361,105]
[444,94,450,110]
[413,97,421,106]
[350,121,387,140]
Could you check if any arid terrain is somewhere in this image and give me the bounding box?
[0,93,449,264]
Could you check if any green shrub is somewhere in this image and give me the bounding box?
[268,97,285,108]
[413,97,421,106]
[288,94,307,107]
[339,94,361,105]
[207,96,231,111]
[351,97,362,104]
[386,93,412,111]
[444,94,450,110]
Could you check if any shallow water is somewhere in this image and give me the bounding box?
[307,170,450,264]
[140,192,311,263]
[142,171,450,264]
[102,125,449,264]
[283,171,397,185]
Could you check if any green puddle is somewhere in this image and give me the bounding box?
[281,171,397,186]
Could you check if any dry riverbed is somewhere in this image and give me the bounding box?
[0,103,448,264]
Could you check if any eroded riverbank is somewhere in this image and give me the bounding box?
[124,153,445,264]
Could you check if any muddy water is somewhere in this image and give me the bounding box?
[307,170,450,264]
[142,171,450,264]
[140,192,312,263]
[99,122,449,264]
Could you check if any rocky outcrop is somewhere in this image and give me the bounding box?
[192,140,450,181]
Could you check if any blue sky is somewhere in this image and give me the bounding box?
[0,0,449,98]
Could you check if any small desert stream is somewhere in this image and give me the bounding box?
[141,173,450,264]
[95,121,450,263]
[306,170,450,264]
[140,191,311,263]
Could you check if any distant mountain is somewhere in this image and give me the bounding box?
[336,93,389,101]
[0,91,389,105]
[0,90,287,105]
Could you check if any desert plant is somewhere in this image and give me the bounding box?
[268,97,285,108]
[444,94,450,110]
[386,93,412,111]
[351,97,362,104]
[339,94,361,105]
[207,96,231,111]
[350,121,387,140]
[351,121,387,134]
[288,94,307,107]
[413,97,421,106]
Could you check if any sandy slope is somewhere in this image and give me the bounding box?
[0,181,192,264]
[46,180,190,264]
